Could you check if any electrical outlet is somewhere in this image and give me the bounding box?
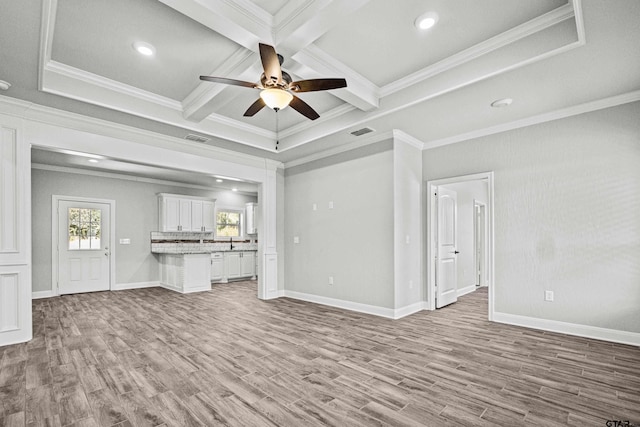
[328,276,334,285]
[405,235,411,244]
[329,201,334,209]
[545,290,554,302]
[119,238,131,244]
[313,203,317,211]
[409,280,413,289]
[293,236,300,244]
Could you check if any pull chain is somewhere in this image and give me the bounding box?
[275,109,279,151]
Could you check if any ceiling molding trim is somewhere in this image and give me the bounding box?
[392,130,425,151]
[572,0,586,43]
[182,48,258,121]
[380,3,576,97]
[422,90,640,151]
[278,103,356,139]
[292,44,379,110]
[283,130,394,169]
[44,61,182,110]
[0,95,273,170]
[38,0,57,91]
[273,0,327,37]
[40,61,278,151]
[158,0,273,48]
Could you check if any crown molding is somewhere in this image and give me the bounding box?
[380,2,577,97]
[38,0,57,91]
[392,130,425,151]
[422,90,640,151]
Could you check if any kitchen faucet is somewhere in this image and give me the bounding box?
[230,237,234,250]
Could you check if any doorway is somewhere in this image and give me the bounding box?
[52,196,116,295]
[426,172,494,319]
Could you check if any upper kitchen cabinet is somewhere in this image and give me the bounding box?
[245,202,257,235]
[158,194,215,232]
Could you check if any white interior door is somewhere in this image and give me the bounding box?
[58,200,111,295]
[436,187,458,308]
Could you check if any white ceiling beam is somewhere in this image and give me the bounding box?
[290,45,379,111]
[158,0,274,49]
[182,49,261,122]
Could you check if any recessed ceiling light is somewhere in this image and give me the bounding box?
[491,98,513,108]
[0,80,11,91]
[132,41,155,57]
[232,188,238,192]
[216,179,223,183]
[88,159,99,163]
[415,12,439,30]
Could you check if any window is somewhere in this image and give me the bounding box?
[68,207,101,250]
[216,210,242,237]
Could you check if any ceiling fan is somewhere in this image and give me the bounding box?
[200,43,347,120]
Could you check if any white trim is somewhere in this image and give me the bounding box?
[283,290,429,320]
[112,281,159,291]
[381,3,576,97]
[32,290,56,299]
[392,129,425,150]
[393,301,428,319]
[456,285,477,298]
[493,312,640,347]
[284,290,396,319]
[423,90,640,151]
[51,195,116,296]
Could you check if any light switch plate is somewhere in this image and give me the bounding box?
[119,238,131,245]
[293,236,300,244]
[544,290,554,302]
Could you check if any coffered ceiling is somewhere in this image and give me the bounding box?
[1,0,639,165]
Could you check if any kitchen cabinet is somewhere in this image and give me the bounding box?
[158,194,215,232]
[245,202,257,235]
[158,253,211,293]
[210,252,223,281]
[223,251,256,281]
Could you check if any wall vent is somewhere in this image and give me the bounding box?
[350,127,375,137]
[185,134,210,143]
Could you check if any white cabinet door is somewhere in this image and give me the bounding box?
[225,252,242,279]
[191,200,203,232]
[179,199,192,231]
[241,252,255,277]
[210,253,223,281]
[163,197,181,231]
[202,201,215,232]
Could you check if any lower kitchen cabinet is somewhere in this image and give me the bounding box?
[221,251,256,282]
[210,252,223,281]
[159,253,211,293]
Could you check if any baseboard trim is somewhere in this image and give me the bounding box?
[493,312,640,347]
[283,290,396,319]
[112,281,159,291]
[32,290,56,299]
[282,290,429,320]
[457,284,477,297]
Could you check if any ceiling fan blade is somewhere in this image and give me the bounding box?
[243,98,266,117]
[289,95,320,120]
[289,78,347,93]
[200,76,258,88]
[259,43,282,84]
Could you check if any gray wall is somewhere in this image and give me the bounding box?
[423,101,640,333]
[285,149,395,308]
[32,168,256,292]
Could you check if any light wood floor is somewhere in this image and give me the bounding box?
[1,282,639,426]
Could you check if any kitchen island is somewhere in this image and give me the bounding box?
[151,232,257,294]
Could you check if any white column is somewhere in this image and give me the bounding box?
[258,163,279,299]
[0,114,32,346]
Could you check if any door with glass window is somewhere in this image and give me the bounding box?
[58,200,111,294]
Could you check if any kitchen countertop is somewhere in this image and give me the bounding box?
[151,242,258,254]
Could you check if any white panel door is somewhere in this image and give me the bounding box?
[58,200,111,294]
[436,187,458,308]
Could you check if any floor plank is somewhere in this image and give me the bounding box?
[1,281,638,426]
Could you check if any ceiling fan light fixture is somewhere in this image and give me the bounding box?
[415,12,439,30]
[260,88,293,110]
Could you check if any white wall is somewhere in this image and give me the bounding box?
[32,167,256,292]
[423,101,640,333]
[285,148,395,309]
[441,181,488,292]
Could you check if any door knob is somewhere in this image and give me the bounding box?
[454,250,459,254]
